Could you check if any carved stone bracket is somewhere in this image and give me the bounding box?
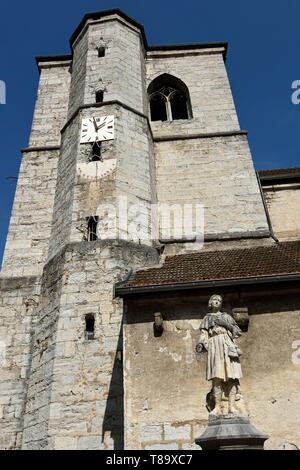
[232,307,249,332]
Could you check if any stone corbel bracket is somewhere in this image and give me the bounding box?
[232,308,249,332]
[90,37,113,55]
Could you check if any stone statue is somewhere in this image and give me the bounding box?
[196,294,247,417]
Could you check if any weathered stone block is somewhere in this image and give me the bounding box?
[78,436,101,450]
[181,442,200,450]
[164,424,191,441]
[141,424,163,443]
[54,437,77,450]
[145,443,179,450]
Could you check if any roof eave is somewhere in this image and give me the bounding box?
[115,274,300,297]
[148,42,228,60]
[35,55,72,73]
[69,9,148,50]
[260,174,300,185]
[69,9,228,60]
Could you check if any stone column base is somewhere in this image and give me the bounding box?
[195,415,269,450]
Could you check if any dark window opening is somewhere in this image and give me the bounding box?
[170,91,189,120]
[90,141,102,162]
[148,74,192,122]
[87,216,99,241]
[97,47,105,58]
[95,90,104,103]
[85,314,95,341]
[150,94,167,122]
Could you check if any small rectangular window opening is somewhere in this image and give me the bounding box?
[90,142,102,161]
[97,47,106,58]
[95,90,104,103]
[85,314,95,341]
[87,216,99,241]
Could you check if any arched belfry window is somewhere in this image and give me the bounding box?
[148,74,192,122]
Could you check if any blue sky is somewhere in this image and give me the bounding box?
[0,0,299,266]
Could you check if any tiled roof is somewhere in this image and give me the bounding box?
[117,241,300,291]
[259,167,300,178]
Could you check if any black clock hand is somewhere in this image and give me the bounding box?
[92,118,98,132]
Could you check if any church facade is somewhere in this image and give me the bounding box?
[0,9,300,450]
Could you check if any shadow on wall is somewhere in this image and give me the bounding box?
[102,327,124,450]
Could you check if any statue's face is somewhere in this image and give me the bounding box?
[210,296,222,310]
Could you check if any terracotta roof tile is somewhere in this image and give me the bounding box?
[120,241,300,289]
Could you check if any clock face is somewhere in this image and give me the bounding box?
[80,115,115,143]
[77,159,117,180]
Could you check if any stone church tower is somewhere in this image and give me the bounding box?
[1,9,300,450]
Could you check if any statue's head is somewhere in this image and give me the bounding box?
[208,294,223,310]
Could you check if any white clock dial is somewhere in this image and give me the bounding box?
[77,159,117,180]
[80,115,115,143]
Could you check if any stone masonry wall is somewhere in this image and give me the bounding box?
[69,15,146,118]
[2,61,71,276]
[155,134,269,237]
[69,104,155,246]
[146,50,269,238]
[22,241,158,450]
[29,63,71,147]
[21,248,65,449]
[49,15,150,259]
[68,32,88,119]
[264,184,300,240]
[48,118,79,260]
[0,276,40,449]
[1,149,60,277]
[146,50,240,136]
[85,18,146,114]
[49,103,155,260]
[124,288,300,450]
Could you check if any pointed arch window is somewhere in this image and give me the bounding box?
[148,74,192,122]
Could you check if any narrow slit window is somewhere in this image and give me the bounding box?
[95,90,104,103]
[85,314,95,341]
[87,216,99,241]
[90,141,102,161]
[97,47,106,58]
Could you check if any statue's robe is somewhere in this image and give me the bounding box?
[199,312,243,381]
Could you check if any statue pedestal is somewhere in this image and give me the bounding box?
[195,415,269,450]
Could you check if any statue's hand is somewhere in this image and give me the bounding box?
[196,343,204,354]
[214,315,233,332]
[232,324,242,339]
